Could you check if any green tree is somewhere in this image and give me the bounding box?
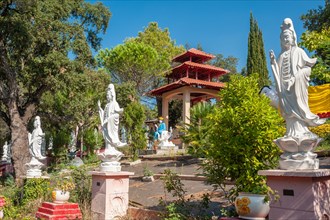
[246,12,270,88]
[0,0,110,180]
[128,22,185,116]
[122,101,146,161]
[300,1,330,84]
[211,54,239,82]
[40,70,110,157]
[204,74,284,201]
[97,41,159,96]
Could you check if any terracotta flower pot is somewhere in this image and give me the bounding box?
[235,193,270,220]
[52,190,70,204]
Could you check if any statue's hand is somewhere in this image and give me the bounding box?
[97,100,101,109]
[269,50,276,64]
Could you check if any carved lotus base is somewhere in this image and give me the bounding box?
[26,157,44,178]
[279,159,319,170]
[274,136,322,170]
[274,136,322,153]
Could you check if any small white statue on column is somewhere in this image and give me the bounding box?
[269,18,326,170]
[1,141,11,163]
[97,84,127,172]
[26,116,47,177]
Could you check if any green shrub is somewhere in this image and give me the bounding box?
[69,166,92,218]
[204,74,285,202]
[0,177,50,219]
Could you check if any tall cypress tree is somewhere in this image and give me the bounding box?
[247,12,270,88]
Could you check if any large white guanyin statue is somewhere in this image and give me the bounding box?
[97,83,127,172]
[269,18,326,170]
[26,116,47,177]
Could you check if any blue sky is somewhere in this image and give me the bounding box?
[89,0,324,73]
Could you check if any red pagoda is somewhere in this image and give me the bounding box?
[148,48,229,127]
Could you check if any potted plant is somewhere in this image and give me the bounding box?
[234,180,279,219]
[198,74,284,219]
[142,166,154,182]
[50,172,75,204]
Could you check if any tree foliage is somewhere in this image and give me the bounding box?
[40,70,110,156]
[246,13,270,88]
[0,0,111,179]
[127,22,185,115]
[211,54,239,82]
[203,74,284,201]
[179,102,214,158]
[97,41,159,96]
[300,1,330,84]
[122,101,146,161]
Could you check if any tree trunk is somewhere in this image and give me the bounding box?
[9,101,31,183]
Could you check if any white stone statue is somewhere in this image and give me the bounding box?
[48,136,53,150]
[26,116,47,177]
[154,118,176,149]
[69,130,77,153]
[1,141,11,162]
[269,18,326,170]
[97,84,127,171]
[28,116,46,160]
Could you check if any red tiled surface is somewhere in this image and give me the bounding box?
[172,48,215,63]
[148,77,225,96]
[35,202,82,220]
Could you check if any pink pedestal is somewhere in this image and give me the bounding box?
[259,169,330,220]
[35,202,82,220]
[90,171,134,220]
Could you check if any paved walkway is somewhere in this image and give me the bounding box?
[121,154,330,215]
[122,157,233,216]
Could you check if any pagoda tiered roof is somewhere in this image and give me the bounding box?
[148,77,226,97]
[172,48,215,63]
[168,61,229,81]
[147,48,229,98]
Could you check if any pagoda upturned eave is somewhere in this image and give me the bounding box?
[147,77,226,97]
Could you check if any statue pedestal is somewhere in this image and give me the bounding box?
[90,171,134,220]
[35,202,82,219]
[259,169,330,220]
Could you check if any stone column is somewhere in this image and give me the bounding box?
[182,89,190,125]
[90,171,134,219]
[162,96,169,129]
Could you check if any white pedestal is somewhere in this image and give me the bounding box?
[90,171,134,220]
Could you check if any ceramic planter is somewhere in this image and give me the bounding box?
[52,190,70,204]
[142,176,154,182]
[235,193,270,220]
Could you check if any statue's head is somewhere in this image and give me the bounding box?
[280,18,297,50]
[106,84,116,102]
[34,116,41,128]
